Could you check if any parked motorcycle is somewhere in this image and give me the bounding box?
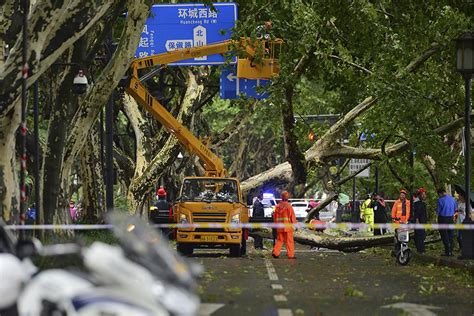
[0,212,202,315]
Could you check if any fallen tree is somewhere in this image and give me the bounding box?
[249,227,444,253]
[249,227,395,252]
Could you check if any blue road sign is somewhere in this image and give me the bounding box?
[135,3,237,65]
[220,66,270,99]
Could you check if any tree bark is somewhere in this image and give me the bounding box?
[113,145,135,189]
[80,125,105,223]
[0,103,20,223]
[41,44,84,224]
[228,128,249,178]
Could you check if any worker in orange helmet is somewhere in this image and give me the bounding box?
[391,188,411,256]
[272,191,297,259]
[391,189,411,224]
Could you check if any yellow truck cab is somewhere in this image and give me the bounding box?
[175,177,248,256]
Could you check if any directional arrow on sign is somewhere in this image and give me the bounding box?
[220,65,270,100]
[227,73,237,82]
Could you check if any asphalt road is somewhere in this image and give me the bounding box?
[194,242,473,316]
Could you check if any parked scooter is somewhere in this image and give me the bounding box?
[395,227,412,265]
[0,212,202,315]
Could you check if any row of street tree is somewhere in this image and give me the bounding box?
[0,1,471,224]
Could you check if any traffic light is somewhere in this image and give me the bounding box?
[308,131,316,142]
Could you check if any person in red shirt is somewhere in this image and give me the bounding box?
[272,191,297,259]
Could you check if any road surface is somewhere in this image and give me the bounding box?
[195,242,473,315]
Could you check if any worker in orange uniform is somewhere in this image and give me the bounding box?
[391,189,411,224]
[391,188,411,255]
[272,191,297,259]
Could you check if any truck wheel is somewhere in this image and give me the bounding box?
[177,243,193,256]
[229,244,241,257]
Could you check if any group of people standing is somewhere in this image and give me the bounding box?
[361,187,467,257]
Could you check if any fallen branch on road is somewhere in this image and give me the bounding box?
[249,228,394,252]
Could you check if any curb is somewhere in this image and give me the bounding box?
[412,252,474,275]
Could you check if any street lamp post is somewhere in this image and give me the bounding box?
[456,31,473,259]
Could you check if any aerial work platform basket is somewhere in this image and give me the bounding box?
[237,39,283,80]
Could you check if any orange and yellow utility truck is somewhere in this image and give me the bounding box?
[125,38,282,256]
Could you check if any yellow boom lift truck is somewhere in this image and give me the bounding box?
[124,38,282,256]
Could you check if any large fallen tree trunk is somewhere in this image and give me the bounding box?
[249,228,394,252]
[250,228,443,252]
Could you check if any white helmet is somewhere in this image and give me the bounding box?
[0,254,29,308]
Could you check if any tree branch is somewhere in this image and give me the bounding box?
[0,0,115,114]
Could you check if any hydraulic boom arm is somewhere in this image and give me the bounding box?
[126,74,226,177]
[125,38,281,177]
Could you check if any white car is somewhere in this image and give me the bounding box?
[290,201,309,221]
[290,200,335,222]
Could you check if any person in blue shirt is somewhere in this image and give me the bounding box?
[436,188,458,256]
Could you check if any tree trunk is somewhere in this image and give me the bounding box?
[0,104,20,223]
[41,63,78,224]
[228,128,248,178]
[280,52,315,197]
[0,0,121,223]
[80,125,105,222]
[282,83,307,197]
[250,228,394,252]
[0,0,115,113]
[61,0,152,192]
